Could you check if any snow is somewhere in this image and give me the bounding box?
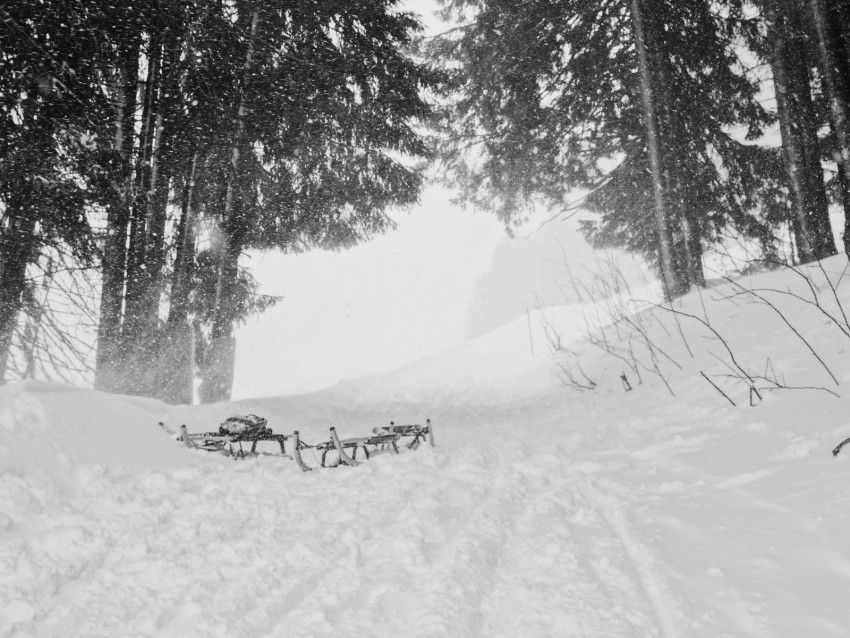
[4,256,850,636]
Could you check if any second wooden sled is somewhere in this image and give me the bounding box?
[300,419,435,468]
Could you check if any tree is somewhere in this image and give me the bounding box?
[431,0,797,293]
[1,0,433,401]
[193,0,434,402]
[83,0,434,402]
[629,0,682,296]
[807,0,850,255]
[760,0,837,262]
[0,1,103,381]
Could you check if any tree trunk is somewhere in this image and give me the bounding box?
[169,151,199,327]
[630,0,686,299]
[23,257,53,379]
[157,150,200,405]
[95,39,140,392]
[0,209,36,381]
[825,0,850,253]
[200,8,260,403]
[124,31,163,351]
[143,35,181,321]
[767,0,836,262]
[809,0,850,256]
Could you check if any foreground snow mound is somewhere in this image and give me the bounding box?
[0,382,195,558]
[4,256,850,636]
[0,381,189,475]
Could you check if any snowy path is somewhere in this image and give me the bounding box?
[9,260,850,636]
[5,385,850,638]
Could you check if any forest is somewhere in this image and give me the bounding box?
[2,0,850,403]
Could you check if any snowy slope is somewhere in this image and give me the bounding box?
[3,257,850,637]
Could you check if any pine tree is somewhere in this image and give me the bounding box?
[78,0,434,402]
[0,1,103,381]
[433,0,782,293]
[759,0,837,262]
[196,0,434,402]
[807,0,850,255]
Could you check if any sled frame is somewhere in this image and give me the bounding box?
[373,419,435,450]
[179,425,311,469]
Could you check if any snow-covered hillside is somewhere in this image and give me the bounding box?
[3,257,850,637]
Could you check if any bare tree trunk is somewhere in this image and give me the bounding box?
[630,0,685,299]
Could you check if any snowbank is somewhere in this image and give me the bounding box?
[3,257,850,636]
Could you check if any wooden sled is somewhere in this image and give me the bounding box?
[304,427,399,468]
[305,420,435,468]
[373,419,435,450]
[178,425,311,470]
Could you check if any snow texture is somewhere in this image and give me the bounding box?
[3,256,850,636]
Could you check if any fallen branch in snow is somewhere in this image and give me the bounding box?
[554,357,598,391]
[700,371,736,406]
[833,437,850,456]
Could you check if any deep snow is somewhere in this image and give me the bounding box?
[3,256,850,637]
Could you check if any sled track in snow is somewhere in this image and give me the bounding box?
[581,480,681,637]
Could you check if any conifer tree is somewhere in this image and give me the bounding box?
[759,0,837,262]
[2,0,433,399]
[433,0,781,293]
[0,1,103,381]
[84,0,433,402]
[807,0,850,255]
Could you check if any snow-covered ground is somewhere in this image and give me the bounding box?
[3,256,850,637]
